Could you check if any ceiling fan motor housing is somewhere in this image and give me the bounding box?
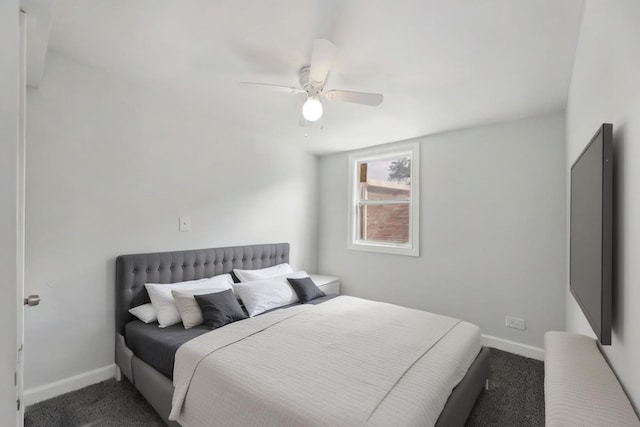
[299,66,322,96]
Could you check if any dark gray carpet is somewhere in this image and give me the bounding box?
[466,349,545,426]
[25,348,543,426]
[24,377,164,427]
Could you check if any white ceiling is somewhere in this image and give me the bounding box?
[44,0,585,155]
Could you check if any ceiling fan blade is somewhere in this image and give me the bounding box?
[309,39,336,86]
[239,82,306,95]
[325,89,383,106]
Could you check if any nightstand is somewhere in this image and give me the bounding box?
[308,274,340,295]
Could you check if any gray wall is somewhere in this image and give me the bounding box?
[319,112,566,349]
[0,1,19,423]
[24,52,319,391]
[565,0,640,411]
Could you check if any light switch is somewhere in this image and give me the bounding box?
[179,216,191,232]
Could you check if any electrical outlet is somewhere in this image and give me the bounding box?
[505,316,526,330]
[179,216,191,232]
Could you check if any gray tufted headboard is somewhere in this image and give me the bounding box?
[115,243,290,335]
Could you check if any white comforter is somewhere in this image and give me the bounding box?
[170,296,481,427]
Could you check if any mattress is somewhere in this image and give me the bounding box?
[125,321,208,379]
[170,296,482,426]
[125,294,338,379]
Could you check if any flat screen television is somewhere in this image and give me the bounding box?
[570,123,613,345]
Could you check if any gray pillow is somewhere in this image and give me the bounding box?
[287,277,326,303]
[194,289,248,330]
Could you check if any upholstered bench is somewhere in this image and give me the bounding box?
[544,331,640,426]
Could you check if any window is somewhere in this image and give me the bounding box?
[348,142,419,256]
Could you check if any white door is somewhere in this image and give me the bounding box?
[0,1,21,425]
[16,10,28,425]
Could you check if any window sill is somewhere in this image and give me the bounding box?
[348,240,419,257]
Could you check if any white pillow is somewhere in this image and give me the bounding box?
[233,263,294,282]
[128,303,157,323]
[145,274,233,328]
[172,288,227,329]
[232,271,307,317]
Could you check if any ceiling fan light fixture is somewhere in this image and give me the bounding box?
[302,96,323,122]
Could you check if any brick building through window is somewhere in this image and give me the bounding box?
[359,180,410,243]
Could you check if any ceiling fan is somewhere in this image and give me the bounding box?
[240,39,384,126]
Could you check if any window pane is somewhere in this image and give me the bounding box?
[358,204,409,244]
[359,157,411,201]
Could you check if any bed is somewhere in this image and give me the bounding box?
[115,243,490,426]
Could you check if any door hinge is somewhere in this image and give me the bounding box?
[14,371,17,386]
[17,399,20,411]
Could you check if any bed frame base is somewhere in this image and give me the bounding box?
[435,346,490,426]
[132,356,180,427]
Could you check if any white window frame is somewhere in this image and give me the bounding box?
[348,142,420,256]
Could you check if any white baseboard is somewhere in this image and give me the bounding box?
[481,334,545,361]
[23,364,116,406]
